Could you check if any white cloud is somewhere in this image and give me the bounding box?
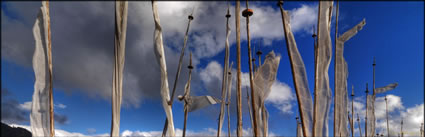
[18,101,32,111]
[8,123,108,137]
[55,103,67,109]
[266,81,295,114]
[19,101,67,111]
[374,95,404,119]
[347,94,424,137]
[8,123,281,137]
[200,61,295,114]
[1,1,319,109]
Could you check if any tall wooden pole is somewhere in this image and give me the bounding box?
[246,87,254,135]
[385,96,390,137]
[45,1,55,136]
[401,119,403,137]
[182,53,193,137]
[226,63,233,137]
[348,111,353,137]
[242,0,258,136]
[162,13,194,137]
[358,113,363,137]
[235,1,243,136]
[366,83,369,137]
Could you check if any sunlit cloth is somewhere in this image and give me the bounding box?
[187,96,221,112]
[297,121,303,137]
[314,1,333,136]
[31,2,52,136]
[375,83,398,94]
[279,6,313,137]
[335,19,366,137]
[152,1,175,136]
[367,95,376,137]
[252,51,280,137]
[110,2,128,137]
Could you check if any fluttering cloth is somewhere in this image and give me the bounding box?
[334,19,366,137]
[279,5,313,137]
[31,2,53,136]
[314,1,334,136]
[152,1,175,136]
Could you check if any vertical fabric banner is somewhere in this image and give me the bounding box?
[31,2,53,136]
[366,95,375,137]
[252,51,281,137]
[335,19,366,137]
[152,1,175,136]
[217,6,232,136]
[297,121,303,137]
[111,1,128,137]
[314,1,333,136]
[278,4,313,137]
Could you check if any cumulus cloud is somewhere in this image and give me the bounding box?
[200,61,295,115]
[266,82,295,114]
[8,123,280,137]
[347,94,424,137]
[1,89,69,125]
[1,1,318,109]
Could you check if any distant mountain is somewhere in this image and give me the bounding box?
[1,122,32,137]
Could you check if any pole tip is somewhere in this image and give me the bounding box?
[242,9,253,17]
[256,51,262,55]
[277,1,283,6]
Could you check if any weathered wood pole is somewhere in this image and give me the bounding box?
[242,0,258,136]
[161,13,194,137]
[235,1,243,136]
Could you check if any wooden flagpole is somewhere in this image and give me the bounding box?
[385,96,390,137]
[358,113,363,137]
[44,1,55,136]
[235,1,243,136]
[162,12,194,137]
[365,83,369,137]
[246,86,254,135]
[182,53,193,137]
[242,0,258,136]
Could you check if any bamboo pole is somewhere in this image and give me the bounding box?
[235,1,243,136]
[334,1,339,136]
[358,113,363,137]
[161,12,194,137]
[182,53,193,137]
[45,1,55,136]
[242,0,258,136]
[385,96,390,137]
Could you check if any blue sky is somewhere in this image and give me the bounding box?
[1,1,423,136]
